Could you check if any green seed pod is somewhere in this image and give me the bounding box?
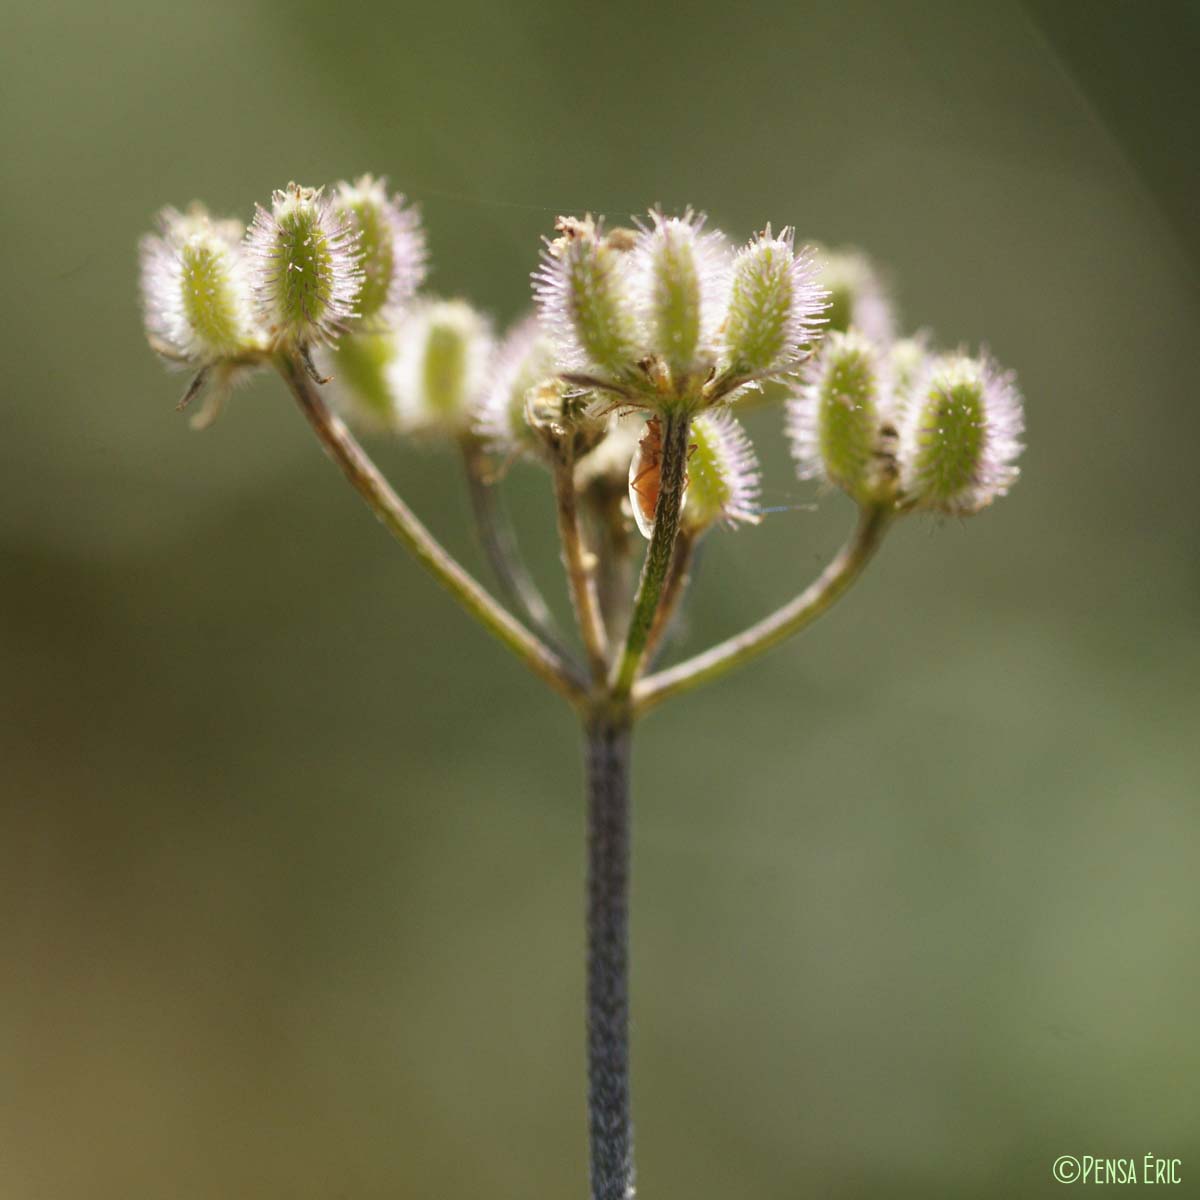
[786,331,887,503]
[245,183,363,347]
[679,411,761,534]
[475,315,555,461]
[388,299,494,436]
[332,175,426,323]
[885,337,928,422]
[139,205,261,363]
[533,215,640,382]
[325,331,400,429]
[898,353,1024,515]
[724,226,825,378]
[632,211,727,384]
[815,247,895,345]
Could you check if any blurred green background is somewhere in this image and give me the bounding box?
[3,1,1198,1196]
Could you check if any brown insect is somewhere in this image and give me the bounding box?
[628,417,697,538]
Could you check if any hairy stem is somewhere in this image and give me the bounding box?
[276,355,588,708]
[612,411,691,696]
[642,525,696,667]
[634,503,893,715]
[460,436,571,662]
[584,715,634,1200]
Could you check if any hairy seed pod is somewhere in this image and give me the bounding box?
[388,299,494,436]
[680,410,762,533]
[332,175,426,323]
[787,330,889,503]
[324,330,401,430]
[884,336,928,423]
[898,353,1024,515]
[475,315,556,460]
[816,246,895,346]
[631,209,730,388]
[139,204,261,363]
[724,226,826,378]
[532,214,640,381]
[244,182,363,348]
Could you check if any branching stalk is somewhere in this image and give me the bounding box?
[586,484,636,653]
[554,451,610,681]
[634,503,893,715]
[275,354,588,708]
[460,436,571,661]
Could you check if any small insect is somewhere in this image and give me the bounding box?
[628,417,696,538]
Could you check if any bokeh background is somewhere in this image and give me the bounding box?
[3,1,1198,1196]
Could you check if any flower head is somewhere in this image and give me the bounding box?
[139,204,260,364]
[332,175,425,323]
[680,410,762,534]
[723,226,826,378]
[898,352,1024,515]
[786,329,894,504]
[244,182,363,348]
[817,247,895,346]
[388,299,494,436]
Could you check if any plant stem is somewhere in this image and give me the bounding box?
[555,452,610,681]
[642,525,696,667]
[586,484,636,653]
[633,503,893,715]
[276,354,588,709]
[611,410,691,696]
[584,714,635,1200]
[460,436,571,662]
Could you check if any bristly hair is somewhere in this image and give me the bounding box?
[244,182,364,348]
[898,351,1024,515]
[815,246,896,346]
[629,208,732,376]
[474,314,552,459]
[333,175,427,322]
[387,297,494,436]
[684,409,762,530]
[724,225,827,379]
[785,329,885,489]
[139,204,260,364]
[531,214,641,381]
